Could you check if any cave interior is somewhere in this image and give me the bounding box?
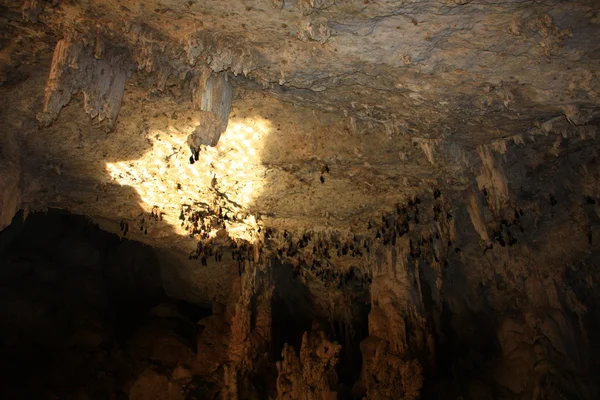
[1,0,600,399]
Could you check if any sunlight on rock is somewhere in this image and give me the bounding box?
[105,117,271,242]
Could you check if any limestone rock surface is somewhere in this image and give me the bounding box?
[1,0,600,399]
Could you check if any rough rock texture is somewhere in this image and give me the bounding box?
[276,324,341,400]
[1,0,600,399]
[129,369,185,400]
[223,260,273,400]
[36,34,135,129]
[0,130,20,231]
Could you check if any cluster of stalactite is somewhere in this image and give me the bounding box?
[104,160,600,400]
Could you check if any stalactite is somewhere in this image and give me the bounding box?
[414,138,441,166]
[36,35,135,129]
[476,144,510,214]
[200,72,233,132]
[186,71,233,150]
[467,188,490,243]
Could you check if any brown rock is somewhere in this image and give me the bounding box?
[129,369,184,400]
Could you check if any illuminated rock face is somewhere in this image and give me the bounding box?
[1,1,600,399]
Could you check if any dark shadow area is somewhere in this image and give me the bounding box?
[419,134,600,399]
[332,303,370,392]
[0,209,210,399]
[270,258,315,360]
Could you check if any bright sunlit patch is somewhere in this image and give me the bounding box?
[105,117,271,242]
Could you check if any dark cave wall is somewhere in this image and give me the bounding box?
[0,209,164,299]
[352,134,600,400]
[0,210,214,399]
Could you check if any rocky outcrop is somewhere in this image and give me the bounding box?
[224,259,273,400]
[36,35,135,129]
[0,143,20,231]
[355,243,430,399]
[276,324,341,400]
[129,369,185,400]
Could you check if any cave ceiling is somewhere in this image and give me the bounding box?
[1,0,599,304]
[9,0,600,137]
